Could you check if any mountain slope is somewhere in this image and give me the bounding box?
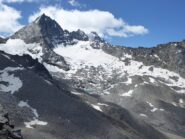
[1,50,154,139]
[0,14,185,139]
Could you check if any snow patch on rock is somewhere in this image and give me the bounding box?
[139,113,148,117]
[121,90,134,97]
[91,104,103,112]
[71,91,82,95]
[18,101,39,118]
[18,101,48,129]
[24,119,48,129]
[97,103,109,106]
[124,77,132,85]
[179,99,184,104]
[149,77,157,84]
[0,67,23,94]
[146,102,164,112]
[179,99,184,108]
[44,79,52,85]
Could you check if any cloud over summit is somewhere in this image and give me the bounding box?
[29,6,148,38]
[0,1,148,38]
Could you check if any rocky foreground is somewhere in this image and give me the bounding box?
[0,111,22,139]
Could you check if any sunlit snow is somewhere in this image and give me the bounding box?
[139,113,148,117]
[53,41,185,94]
[91,104,103,112]
[121,90,134,97]
[24,119,48,129]
[0,39,43,62]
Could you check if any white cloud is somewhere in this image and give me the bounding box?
[29,6,148,38]
[0,2,23,35]
[68,0,85,7]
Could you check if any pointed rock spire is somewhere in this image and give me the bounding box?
[11,14,65,45]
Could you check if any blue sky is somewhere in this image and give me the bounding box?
[0,0,185,48]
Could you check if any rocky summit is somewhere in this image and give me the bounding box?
[0,14,185,139]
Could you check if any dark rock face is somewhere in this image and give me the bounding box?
[11,14,62,45]
[37,14,66,45]
[11,14,89,46]
[0,37,6,44]
[0,112,22,139]
[70,29,89,41]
